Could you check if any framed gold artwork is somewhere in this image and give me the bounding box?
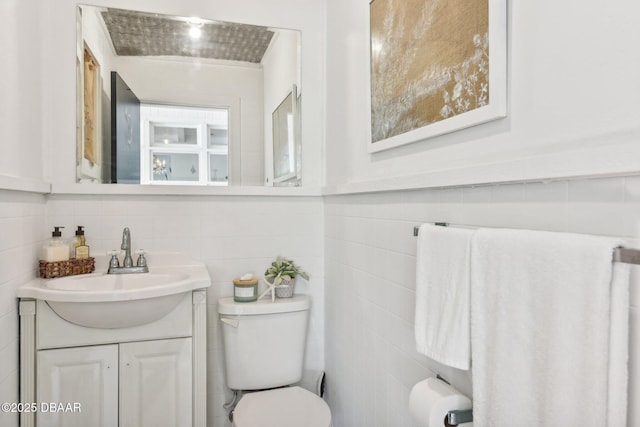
[369,0,507,152]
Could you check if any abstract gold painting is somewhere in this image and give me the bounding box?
[370,0,506,152]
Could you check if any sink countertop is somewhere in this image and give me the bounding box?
[17,252,211,302]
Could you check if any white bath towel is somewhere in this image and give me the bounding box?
[415,224,474,370]
[470,228,629,427]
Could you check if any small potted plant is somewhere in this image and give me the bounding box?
[264,256,309,298]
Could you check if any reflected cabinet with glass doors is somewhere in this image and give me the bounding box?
[141,105,229,185]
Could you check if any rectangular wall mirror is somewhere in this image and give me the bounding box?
[76,5,302,187]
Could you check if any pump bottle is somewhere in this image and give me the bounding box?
[72,226,90,259]
[42,227,70,262]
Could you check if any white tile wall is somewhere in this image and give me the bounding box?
[324,176,640,427]
[3,178,639,427]
[45,194,324,427]
[0,190,46,427]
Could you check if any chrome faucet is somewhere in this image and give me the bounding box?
[107,227,149,274]
[121,227,133,268]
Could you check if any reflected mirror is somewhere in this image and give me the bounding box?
[76,5,302,187]
[272,85,301,185]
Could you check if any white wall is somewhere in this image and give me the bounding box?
[42,0,325,189]
[262,30,301,185]
[324,177,640,427]
[0,0,45,182]
[324,0,640,190]
[117,57,264,186]
[81,5,116,100]
[0,191,46,427]
[323,1,640,426]
[0,3,48,425]
[45,194,324,427]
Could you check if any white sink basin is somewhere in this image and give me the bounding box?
[44,272,190,292]
[17,252,211,329]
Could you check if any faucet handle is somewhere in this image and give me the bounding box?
[108,251,120,268]
[135,249,147,267]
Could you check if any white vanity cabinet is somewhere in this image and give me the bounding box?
[19,290,207,427]
[119,338,193,427]
[37,344,119,427]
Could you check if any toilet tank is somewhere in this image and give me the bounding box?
[218,295,310,390]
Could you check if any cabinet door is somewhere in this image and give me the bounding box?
[37,345,118,427]
[119,338,192,427]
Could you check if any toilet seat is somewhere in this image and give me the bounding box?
[233,386,331,427]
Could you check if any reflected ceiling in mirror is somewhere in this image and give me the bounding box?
[76,5,302,187]
[101,9,274,62]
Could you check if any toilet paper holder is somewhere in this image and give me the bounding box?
[435,375,473,426]
[447,409,473,426]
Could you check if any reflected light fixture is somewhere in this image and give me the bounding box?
[153,156,168,179]
[189,26,202,39]
[188,18,204,39]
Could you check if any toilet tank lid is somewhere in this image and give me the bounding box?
[218,295,310,315]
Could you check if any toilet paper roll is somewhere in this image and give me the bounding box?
[409,377,472,427]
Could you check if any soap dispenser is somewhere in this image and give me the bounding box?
[42,226,70,262]
[72,226,90,259]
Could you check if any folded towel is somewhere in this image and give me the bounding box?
[415,224,474,370]
[470,228,629,427]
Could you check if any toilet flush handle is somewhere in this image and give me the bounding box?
[220,317,239,328]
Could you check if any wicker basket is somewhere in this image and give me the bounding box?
[39,257,95,279]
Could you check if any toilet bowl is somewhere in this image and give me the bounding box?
[233,386,331,427]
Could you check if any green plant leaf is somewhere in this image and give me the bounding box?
[265,256,310,284]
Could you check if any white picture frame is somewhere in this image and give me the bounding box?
[368,0,507,153]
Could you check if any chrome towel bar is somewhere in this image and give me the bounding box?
[413,223,640,266]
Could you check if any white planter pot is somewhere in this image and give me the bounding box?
[274,278,296,298]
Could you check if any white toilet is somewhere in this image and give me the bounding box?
[218,295,332,427]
